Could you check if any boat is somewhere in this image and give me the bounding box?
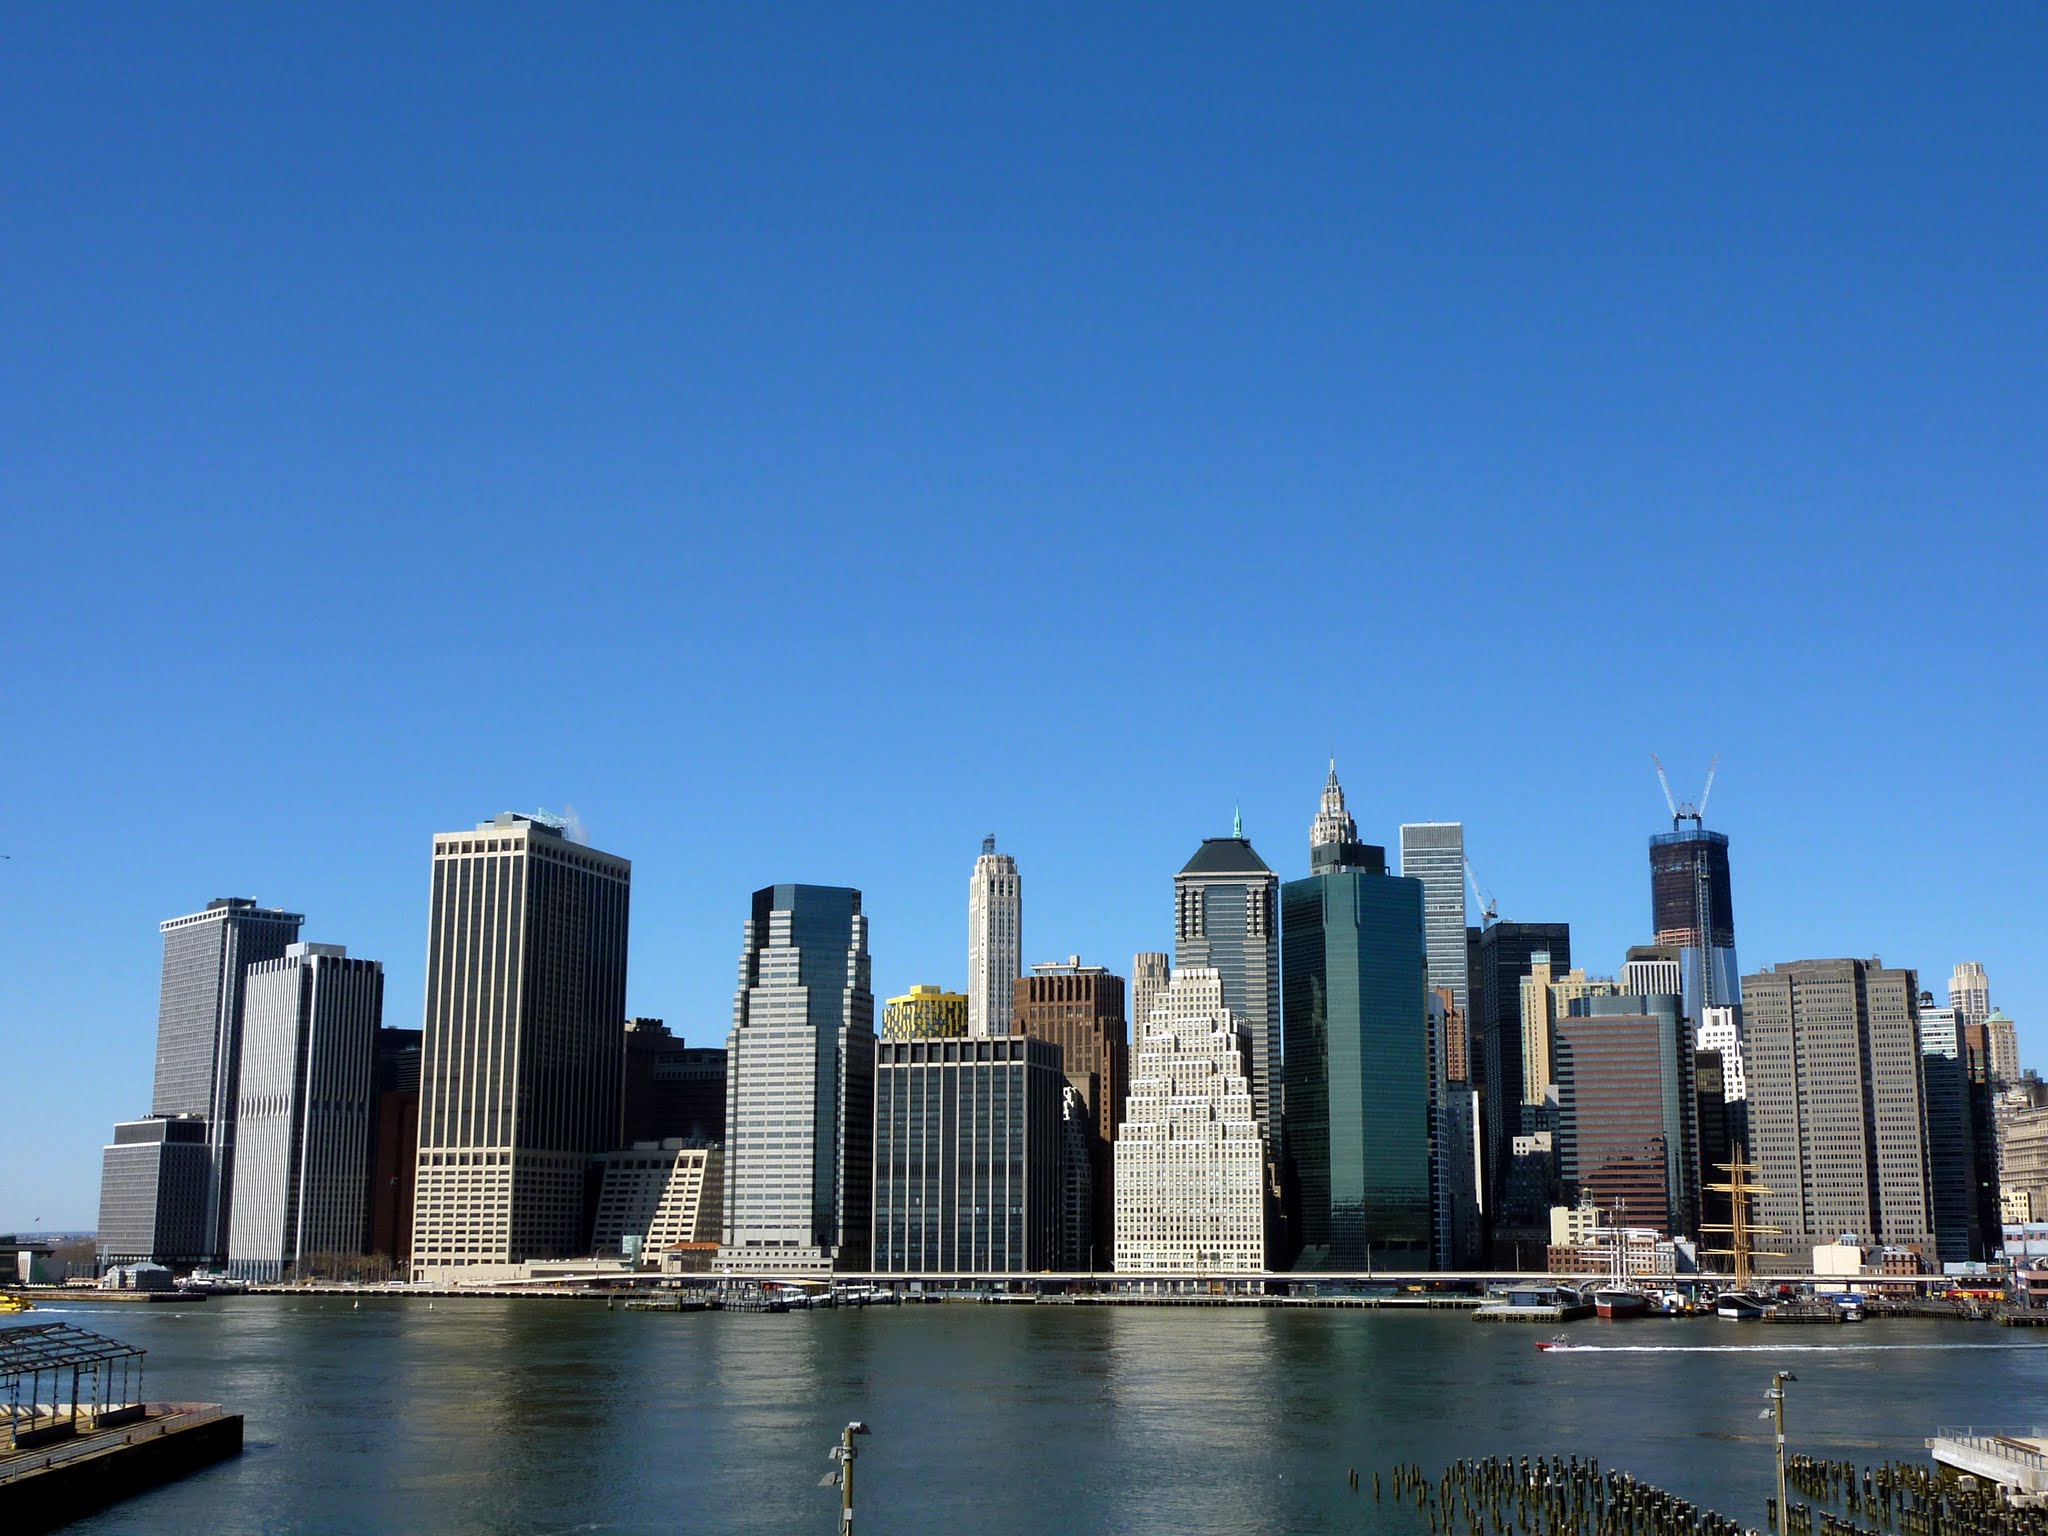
[1714,1289,1768,1320]
[1593,1286,1651,1320]
[1535,1335,1582,1352]
[0,1296,33,1315]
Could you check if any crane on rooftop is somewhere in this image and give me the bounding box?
[1463,858,1499,927]
[1651,752,1719,831]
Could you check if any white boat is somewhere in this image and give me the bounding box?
[1715,1290,1767,1320]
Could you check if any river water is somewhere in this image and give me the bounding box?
[28,1296,2048,1535]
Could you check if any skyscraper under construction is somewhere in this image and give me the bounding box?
[1648,757,1739,1025]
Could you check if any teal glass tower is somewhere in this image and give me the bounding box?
[1282,764,1432,1270]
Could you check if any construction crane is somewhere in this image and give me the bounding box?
[1463,858,1499,926]
[1650,752,1720,831]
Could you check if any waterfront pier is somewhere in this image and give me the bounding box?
[0,1323,241,1533]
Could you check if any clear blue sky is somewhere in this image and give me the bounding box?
[4,7,2043,1230]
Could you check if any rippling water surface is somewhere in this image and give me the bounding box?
[31,1297,2048,1535]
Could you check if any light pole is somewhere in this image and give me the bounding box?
[1769,1372,1797,1531]
[826,1420,871,1534]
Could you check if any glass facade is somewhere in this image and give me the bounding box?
[1281,868,1431,1270]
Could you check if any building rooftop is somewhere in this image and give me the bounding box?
[1179,837,1272,877]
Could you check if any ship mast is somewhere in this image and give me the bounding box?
[1699,1142,1784,1288]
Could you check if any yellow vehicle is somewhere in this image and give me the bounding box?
[0,1296,33,1315]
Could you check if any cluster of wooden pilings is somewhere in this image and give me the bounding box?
[1783,1455,2048,1536]
[1349,1456,1757,1536]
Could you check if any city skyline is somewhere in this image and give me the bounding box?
[6,10,2044,1233]
[10,766,2038,1230]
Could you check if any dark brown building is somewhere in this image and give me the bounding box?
[1554,996,1697,1238]
[369,1027,422,1268]
[621,1018,728,1145]
[1012,956,1127,1267]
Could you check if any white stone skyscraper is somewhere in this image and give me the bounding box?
[1114,967,1266,1273]
[720,884,876,1274]
[1130,952,1170,1053]
[1399,822,1469,1014]
[968,836,1021,1038]
[411,813,631,1282]
[1950,962,1991,1030]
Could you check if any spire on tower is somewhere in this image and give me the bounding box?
[1233,804,1243,840]
[1311,760,1359,851]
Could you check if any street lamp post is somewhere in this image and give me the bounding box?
[826,1420,871,1534]
[1769,1372,1797,1531]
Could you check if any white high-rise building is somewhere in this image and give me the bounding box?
[1951,962,1991,1030]
[1399,822,1469,1015]
[1987,1010,2021,1090]
[720,884,875,1275]
[1114,967,1266,1273]
[226,943,384,1282]
[968,836,1021,1038]
[1698,1005,1747,1102]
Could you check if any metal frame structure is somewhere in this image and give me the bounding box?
[0,1323,147,1449]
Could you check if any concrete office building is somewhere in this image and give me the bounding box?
[1554,994,1697,1238]
[968,837,1021,1038]
[1131,952,1171,1054]
[1399,822,1469,1015]
[2004,1106,2048,1226]
[871,1035,1072,1274]
[227,944,384,1282]
[621,1019,727,1144]
[411,813,632,1282]
[1471,921,1571,1234]
[882,985,969,1041]
[592,1143,723,1258]
[1282,768,1431,1270]
[151,898,305,1262]
[1987,1010,2021,1092]
[1744,959,1935,1263]
[96,1116,212,1269]
[1174,817,1281,1150]
[1115,968,1266,1273]
[720,884,875,1275]
[368,1027,422,1269]
[1012,956,1127,1267]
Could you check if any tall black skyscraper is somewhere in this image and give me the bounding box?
[1470,920,1570,1245]
[1649,822,1738,1027]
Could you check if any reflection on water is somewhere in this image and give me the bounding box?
[46,1299,2048,1536]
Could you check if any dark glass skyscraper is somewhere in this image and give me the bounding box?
[1470,920,1570,1239]
[1174,821,1280,1149]
[1649,825,1739,1024]
[1281,767,1431,1270]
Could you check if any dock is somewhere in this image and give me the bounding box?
[0,1322,243,1533]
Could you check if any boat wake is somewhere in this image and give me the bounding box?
[1542,1341,2046,1354]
